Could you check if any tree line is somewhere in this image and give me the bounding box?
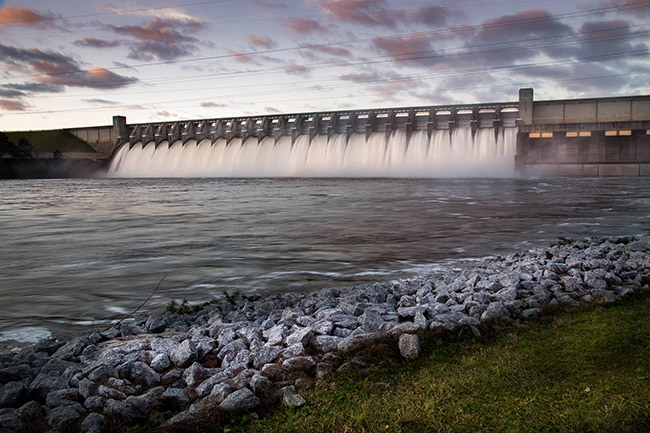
[0,132,33,158]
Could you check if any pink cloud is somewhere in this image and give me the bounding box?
[476,9,574,42]
[0,98,29,111]
[281,17,327,35]
[226,49,259,64]
[372,34,434,60]
[109,18,198,42]
[249,34,277,49]
[0,6,56,28]
[321,0,402,28]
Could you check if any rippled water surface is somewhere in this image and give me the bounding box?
[1,177,649,346]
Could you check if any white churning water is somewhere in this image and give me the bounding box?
[107,128,516,178]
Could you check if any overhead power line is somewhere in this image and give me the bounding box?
[17,21,650,92]
[1,0,648,82]
[5,49,648,116]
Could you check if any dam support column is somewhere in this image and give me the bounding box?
[519,88,533,126]
[113,116,127,146]
[515,88,534,175]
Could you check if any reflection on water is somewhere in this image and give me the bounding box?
[1,177,649,344]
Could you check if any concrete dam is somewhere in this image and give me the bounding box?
[68,88,650,177]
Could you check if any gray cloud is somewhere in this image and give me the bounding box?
[74,38,120,49]
[200,101,227,108]
[249,0,287,9]
[0,43,138,89]
[106,18,203,61]
[82,98,117,105]
[285,63,311,76]
[0,98,29,111]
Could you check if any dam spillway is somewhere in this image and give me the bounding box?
[108,128,517,178]
[107,102,520,178]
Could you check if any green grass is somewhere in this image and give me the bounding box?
[224,295,650,433]
[5,130,96,153]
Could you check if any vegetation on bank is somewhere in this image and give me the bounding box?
[0,131,33,158]
[210,294,650,433]
[4,130,95,154]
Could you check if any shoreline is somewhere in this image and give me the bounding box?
[0,233,648,432]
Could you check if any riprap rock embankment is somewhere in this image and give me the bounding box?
[1,234,649,432]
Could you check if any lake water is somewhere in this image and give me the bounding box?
[1,177,649,347]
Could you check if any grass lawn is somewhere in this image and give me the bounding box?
[225,294,650,433]
[5,130,96,153]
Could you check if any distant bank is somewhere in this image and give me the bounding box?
[0,130,108,179]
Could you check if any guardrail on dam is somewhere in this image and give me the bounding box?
[63,87,650,177]
[111,101,520,149]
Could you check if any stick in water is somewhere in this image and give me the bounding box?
[106,274,167,331]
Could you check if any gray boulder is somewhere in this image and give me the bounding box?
[128,361,160,387]
[313,335,342,353]
[46,388,80,407]
[521,308,542,320]
[252,345,283,370]
[359,309,385,331]
[281,385,306,407]
[103,399,141,423]
[208,383,233,403]
[282,356,316,372]
[0,381,28,408]
[219,387,260,412]
[81,412,105,433]
[29,373,68,401]
[285,327,313,346]
[182,362,209,387]
[125,386,164,416]
[398,334,420,360]
[47,403,85,430]
[0,365,36,385]
[480,302,510,322]
[83,396,105,412]
[161,387,191,409]
[150,353,171,372]
[169,339,197,368]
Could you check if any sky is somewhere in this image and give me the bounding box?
[0,0,649,130]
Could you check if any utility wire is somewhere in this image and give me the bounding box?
[1,0,648,81]
[10,21,650,92]
[16,71,647,119]
[1,0,567,26]
[23,29,650,100]
[6,49,648,116]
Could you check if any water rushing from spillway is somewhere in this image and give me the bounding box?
[108,128,516,177]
